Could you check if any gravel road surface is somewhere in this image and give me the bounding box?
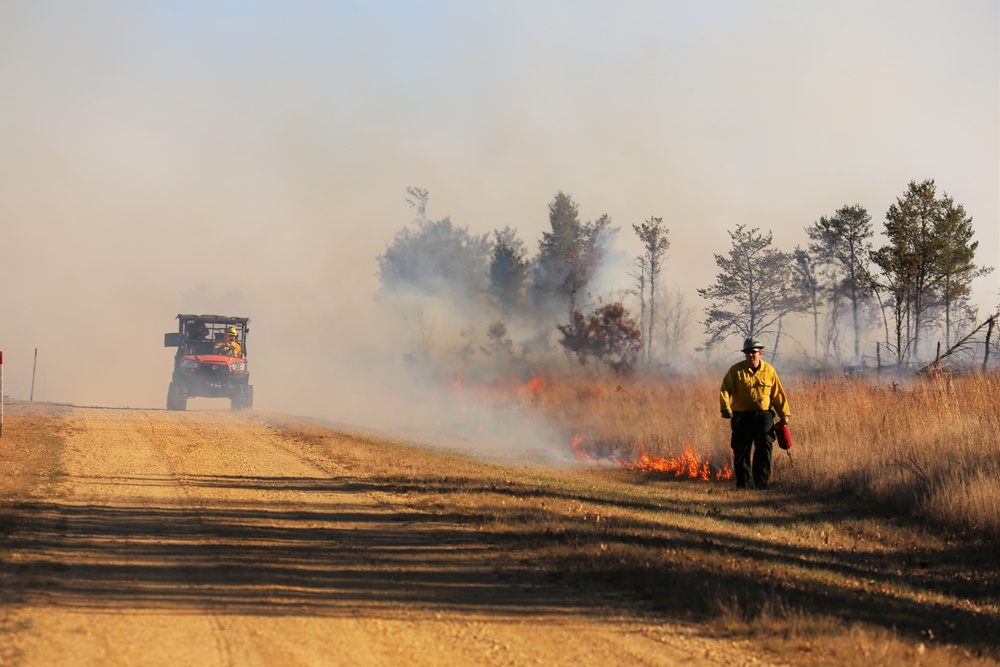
[0,407,770,667]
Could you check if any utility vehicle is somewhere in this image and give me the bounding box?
[163,314,252,411]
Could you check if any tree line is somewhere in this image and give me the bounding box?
[699,179,992,368]
[377,180,995,375]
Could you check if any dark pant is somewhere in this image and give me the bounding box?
[730,411,775,489]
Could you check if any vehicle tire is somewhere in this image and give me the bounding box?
[167,382,187,411]
[231,384,253,411]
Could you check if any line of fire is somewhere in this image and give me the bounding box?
[452,371,734,481]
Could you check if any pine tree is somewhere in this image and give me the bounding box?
[488,227,529,316]
[377,189,491,299]
[933,196,993,347]
[870,180,975,363]
[532,192,616,316]
[805,204,875,362]
[698,225,802,349]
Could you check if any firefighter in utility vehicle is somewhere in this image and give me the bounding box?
[214,326,243,358]
[719,337,790,490]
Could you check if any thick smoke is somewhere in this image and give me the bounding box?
[0,2,996,456]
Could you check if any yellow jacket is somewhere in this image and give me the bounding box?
[719,360,790,417]
[214,340,243,358]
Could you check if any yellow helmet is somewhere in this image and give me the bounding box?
[225,327,238,336]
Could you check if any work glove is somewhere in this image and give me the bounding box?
[779,415,789,424]
[721,410,732,419]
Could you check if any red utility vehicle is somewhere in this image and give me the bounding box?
[163,314,253,411]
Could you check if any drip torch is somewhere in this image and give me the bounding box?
[775,420,794,465]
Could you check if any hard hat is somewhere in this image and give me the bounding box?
[225,327,238,336]
[741,337,764,352]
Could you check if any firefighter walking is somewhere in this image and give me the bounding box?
[719,337,791,490]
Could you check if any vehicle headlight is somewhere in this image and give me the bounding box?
[181,358,199,369]
[230,362,246,372]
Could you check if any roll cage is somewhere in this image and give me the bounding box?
[165,314,250,362]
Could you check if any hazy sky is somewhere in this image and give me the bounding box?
[1,1,997,418]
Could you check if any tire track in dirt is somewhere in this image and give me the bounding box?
[3,409,241,666]
[0,407,773,667]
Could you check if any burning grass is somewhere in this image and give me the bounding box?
[496,368,1000,539]
[570,435,732,481]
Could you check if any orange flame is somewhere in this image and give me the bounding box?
[625,444,733,481]
[570,437,733,481]
[570,434,600,463]
[520,375,547,396]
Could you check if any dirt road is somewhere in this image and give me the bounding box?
[0,407,770,667]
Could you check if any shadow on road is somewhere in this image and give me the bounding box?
[0,472,599,619]
[0,470,998,656]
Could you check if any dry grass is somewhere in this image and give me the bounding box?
[791,372,1000,537]
[530,372,730,460]
[528,369,1000,538]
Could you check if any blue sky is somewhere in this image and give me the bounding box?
[1,0,997,409]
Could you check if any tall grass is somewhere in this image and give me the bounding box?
[528,371,732,461]
[522,369,1000,537]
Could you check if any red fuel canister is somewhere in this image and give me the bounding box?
[775,422,793,450]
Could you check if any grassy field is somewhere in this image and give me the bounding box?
[529,369,1000,538]
[390,367,998,664]
[2,376,998,666]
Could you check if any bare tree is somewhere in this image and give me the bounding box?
[405,186,430,223]
[629,256,647,356]
[632,216,670,366]
[660,286,695,360]
[792,246,822,360]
